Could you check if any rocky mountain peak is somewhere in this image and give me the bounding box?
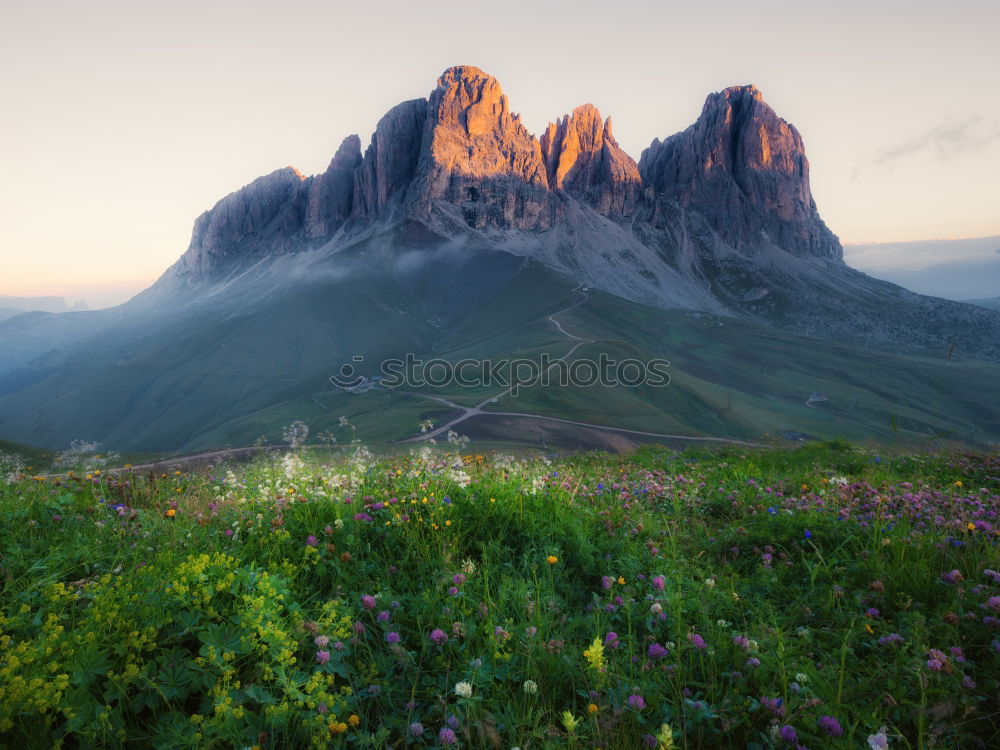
[640,84,840,259]
[425,65,545,184]
[540,103,641,216]
[171,69,843,284]
[305,135,362,238]
[176,167,310,278]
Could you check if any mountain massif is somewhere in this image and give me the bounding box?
[159,66,999,355]
[1,66,998,451]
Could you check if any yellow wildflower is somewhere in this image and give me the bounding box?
[583,638,605,672]
[655,723,675,750]
[561,711,579,733]
[546,555,558,565]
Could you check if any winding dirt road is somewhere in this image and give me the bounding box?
[397,287,751,446]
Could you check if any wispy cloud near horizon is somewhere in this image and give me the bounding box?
[853,116,1000,179]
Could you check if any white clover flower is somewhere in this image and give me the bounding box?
[651,603,663,615]
[716,619,731,628]
[796,672,809,683]
[334,519,344,530]
[704,578,716,588]
[867,726,890,750]
[522,679,538,695]
[455,681,472,698]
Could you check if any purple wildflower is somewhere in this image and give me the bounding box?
[627,693,646,710]
[779,725,798,744]
[361,594,377,610]
[430,628,448,645]
[315,650,330,665]
[439,727,457,745]
[386,631,400,644]
[409,722,424,736]
[647,642,669,659]
[819,716,844,737]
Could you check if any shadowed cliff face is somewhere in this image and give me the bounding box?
[639,85,841,260]
[305,135,362,239]
[174,167,310,278]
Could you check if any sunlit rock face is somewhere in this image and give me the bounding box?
[639,85,841,260]
[410,65,552,231]
[540,104,641,216]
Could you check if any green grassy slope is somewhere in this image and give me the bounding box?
[1,249,997,453]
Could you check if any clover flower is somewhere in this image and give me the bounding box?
[819,716,844,737]
[867,726,889,750]
[430,628,448,645]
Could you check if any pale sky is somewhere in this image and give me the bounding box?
[1,0,998,307]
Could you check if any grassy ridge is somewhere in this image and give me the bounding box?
[1,442,997,748]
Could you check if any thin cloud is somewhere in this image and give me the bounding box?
[853,116,1000,179]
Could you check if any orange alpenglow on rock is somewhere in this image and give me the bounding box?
[540,104,641,216]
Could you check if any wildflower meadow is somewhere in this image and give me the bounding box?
[0,440,998,748]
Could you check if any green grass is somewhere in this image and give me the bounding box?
[1,441,997,748]
[5,260,997,455]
